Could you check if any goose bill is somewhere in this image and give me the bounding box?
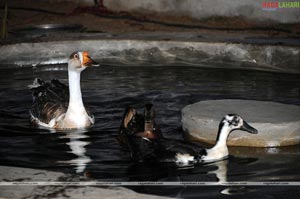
[240,121,258,134]
[83,55,100,67]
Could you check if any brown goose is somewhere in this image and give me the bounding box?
[118,104,162,145]
[29,51,99,129]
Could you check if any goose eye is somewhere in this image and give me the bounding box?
[232,117,240,125]
[227,116,239,126]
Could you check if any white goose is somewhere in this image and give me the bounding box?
[29,51,99,129]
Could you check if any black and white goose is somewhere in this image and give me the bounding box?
[29,51,99,129]
[119,109,258,165]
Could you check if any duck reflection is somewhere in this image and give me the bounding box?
[215,158,257,196]
[58,129,91,173]
[207,159,228,184]
[209,159,257,195]
[129,158,258,197]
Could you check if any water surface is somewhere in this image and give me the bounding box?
[0,65,299,198]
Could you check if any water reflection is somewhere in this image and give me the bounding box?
[209,160,253,195]
[207,160,228,184]
[207,160,254,196]
[58,130,91,173]
[131,158,262,197]
[221,187,256,195]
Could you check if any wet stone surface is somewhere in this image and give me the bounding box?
[0,166,171,199]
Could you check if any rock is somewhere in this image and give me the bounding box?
[182,100,300,147]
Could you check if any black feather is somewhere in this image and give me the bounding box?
[29,78,69,124]
[125,136,204,163]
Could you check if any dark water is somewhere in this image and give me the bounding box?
[0,65,300,198]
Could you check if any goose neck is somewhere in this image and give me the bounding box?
[68,69,84,107]
[215,124,231,147]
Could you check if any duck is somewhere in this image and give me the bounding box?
[118,103,162,145]
[119,105,258,165]
[29,51,99,129]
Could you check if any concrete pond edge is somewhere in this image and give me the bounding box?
[0,37,299,74]
[0,166,171,199]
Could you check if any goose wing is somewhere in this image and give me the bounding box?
[29,78,69,126]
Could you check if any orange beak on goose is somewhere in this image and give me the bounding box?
[82,51,100,67]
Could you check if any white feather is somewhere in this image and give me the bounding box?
[175,153,194,165]
[28,78,41,89]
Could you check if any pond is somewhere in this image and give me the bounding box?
[0,64,299,198]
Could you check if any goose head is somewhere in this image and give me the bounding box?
[220,114,258,135]
[68,51,99,72]
[200,114,257,163]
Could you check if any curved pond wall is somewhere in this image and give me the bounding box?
[0,35,299,74]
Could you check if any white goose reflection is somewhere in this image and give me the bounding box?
[59,129,91,173]
[208,159,228,184]
[210,159,255,195]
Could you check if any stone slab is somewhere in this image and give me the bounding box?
[182,100,300,147]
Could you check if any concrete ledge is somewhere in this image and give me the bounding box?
[0,33,299,74]
[0,166,170,199]
[182,100,300,147]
